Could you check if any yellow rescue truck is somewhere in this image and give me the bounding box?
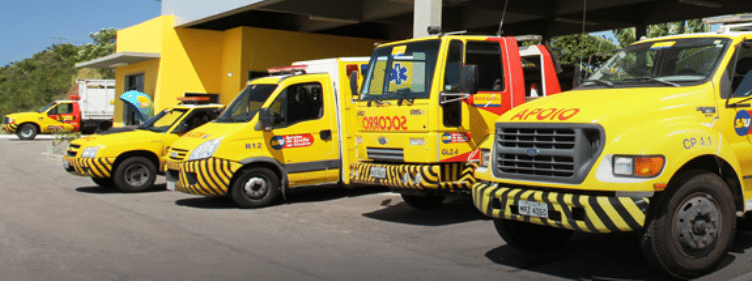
[348,31,567,208]
[63,99,224,192]
[165,57,368,207]
[472,22,752,279]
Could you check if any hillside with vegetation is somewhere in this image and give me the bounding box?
[0,29,115,119]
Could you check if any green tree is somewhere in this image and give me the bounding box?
[549,33,618,65]
[77,28,117,79]
[613,19,709,47]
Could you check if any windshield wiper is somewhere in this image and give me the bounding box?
[637,76,680,87]
[585,79,614,87]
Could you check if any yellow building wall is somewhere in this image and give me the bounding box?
[112,16,383,125]
[116,16,170,53]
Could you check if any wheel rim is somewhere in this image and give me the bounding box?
[19,127,33,138]
[124,163,150,186]
[673,193,721,257]
[242,176,268,199]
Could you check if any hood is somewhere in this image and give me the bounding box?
[170,122,250,151]
[5,111,44,120]
[120,91,153,123]
[70,129,160,148]
[97,126,139,135]
[500,84,716,127]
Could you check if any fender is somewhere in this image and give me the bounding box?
[238,157,289,200]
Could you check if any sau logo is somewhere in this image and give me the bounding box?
[390,63,409,86]
[734,110,752,136]
[526,148,539,157]
[270,136,285,150]
[441,132,471,144]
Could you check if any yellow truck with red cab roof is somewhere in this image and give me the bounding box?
[63,99,223,192]
[472,21,752,279]
[164,57,369,207]
[3,80,115,139]
[347,31,567,208]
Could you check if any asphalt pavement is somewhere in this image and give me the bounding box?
[1,138,751,280]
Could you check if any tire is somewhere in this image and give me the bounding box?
[113,157,157,192]
[400,194,445,209]
[494,219,573,253]
[230,167,280,208]
[91,177,115,188]
[640,171,735,280]
[17,124,37,140]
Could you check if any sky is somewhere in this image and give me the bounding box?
[0,0,163,67]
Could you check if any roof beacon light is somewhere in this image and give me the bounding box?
[267,64,308,75]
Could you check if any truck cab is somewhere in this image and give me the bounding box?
[165,58,368,208]
[472,22,752,279]
[63,100,224,192]
[348,34,563,208]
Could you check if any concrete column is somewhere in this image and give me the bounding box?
[413,0,442,38]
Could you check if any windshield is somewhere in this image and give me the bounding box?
[583,37,730,87]
[217,84,277,123]
[360,40,440,100]
[137,108,187,133]
[38,102,56,113]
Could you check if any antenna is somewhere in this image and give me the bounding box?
[496,0,510,36]
[581,0,587,34]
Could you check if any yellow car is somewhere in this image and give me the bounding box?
[63,102,224,192]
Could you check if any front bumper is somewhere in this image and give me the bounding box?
[350,162,477,194]
[165,158,242,197]
[3,123,17,133]
[472,181,650,233]
[62,155,115,178]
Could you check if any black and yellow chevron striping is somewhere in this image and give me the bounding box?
[3,124,18,132]
[472,181,650,233]
[63,155,115,178]
[350,162,478,193]
[168,158,242,197]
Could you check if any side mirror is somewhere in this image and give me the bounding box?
[573,64,584,88]
[349,70,360,98]
[460,65,479,95]
[258,108,273,132]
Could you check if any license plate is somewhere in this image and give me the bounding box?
[166,181,176,191]
[370,167,386,179]
[518,200,548,218]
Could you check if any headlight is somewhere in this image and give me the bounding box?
[188,138,222,161]
[613,155,665,177]
[81,146,99,158]
[4,117,12,124]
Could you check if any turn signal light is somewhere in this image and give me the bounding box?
[634,157,665,177]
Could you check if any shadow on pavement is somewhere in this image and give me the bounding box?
[75,183,168,194]
[484,228,752,281]
[362,196,490,226]
[174,184,390,209]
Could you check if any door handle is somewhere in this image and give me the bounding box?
[320,129,332,141]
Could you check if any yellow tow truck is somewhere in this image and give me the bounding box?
[472,21,752,278]
[63,99,223,192]
[165,57,368,207]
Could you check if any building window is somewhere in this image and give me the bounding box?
[124,73,145,126]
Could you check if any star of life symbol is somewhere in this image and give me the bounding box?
[390,63,409,86]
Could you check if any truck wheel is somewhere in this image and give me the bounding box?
[17,124,37,140]
[640,171,735,279]
[494,219,573,253]
[400,194,445,209]
[113,157,157,192]
[91,177,115,188]
[230,167,280,208]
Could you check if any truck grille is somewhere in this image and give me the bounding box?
[169,148,189,162]
[493,123,604,184]
[3,117,8,124]
[367,147,404,162]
